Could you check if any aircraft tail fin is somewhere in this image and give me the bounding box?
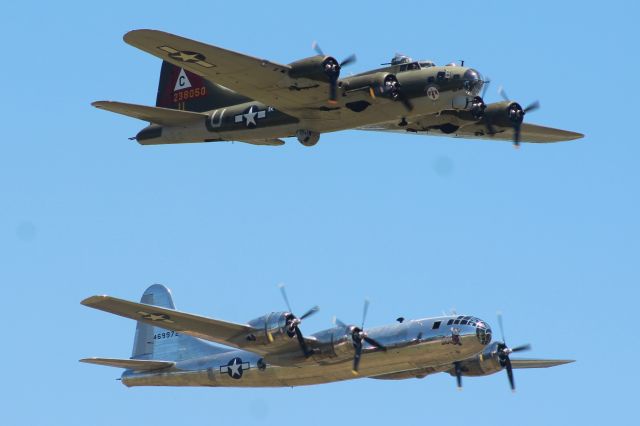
[131,284,228,361]
[155,61,250,112]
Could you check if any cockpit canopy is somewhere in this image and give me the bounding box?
[389,54,436,72]
[447,315,492,345]
[447,315,488,328]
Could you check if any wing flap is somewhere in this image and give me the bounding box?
[511,358,575,369]
[80,357,175,370]
[81,295,258,351]
[92,101,207,126]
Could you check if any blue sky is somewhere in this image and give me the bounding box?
[2,1,638,424]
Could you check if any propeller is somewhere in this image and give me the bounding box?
[453,361,463,390]
[312,41,356,103]
[495,312,531,392]
[278,284,319,357]
[497,86,540,147]
[336,300,387,375]
[481,77,491,100]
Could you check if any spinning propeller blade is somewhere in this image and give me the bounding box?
[344,299,387,375]
[496,312,531,392]
[278,284,319,357]
[454,361,463,389]
[495,87,540,147]
[312,41,356,103]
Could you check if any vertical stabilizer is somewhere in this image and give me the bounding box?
[155,61,250,112]
[131,284,227,361]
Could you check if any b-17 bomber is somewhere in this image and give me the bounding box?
[81,284,573,390]
[93,30,583,148]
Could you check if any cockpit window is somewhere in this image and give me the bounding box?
[432,321,441,330]
[399,62,421,72]
[419,61,435,68]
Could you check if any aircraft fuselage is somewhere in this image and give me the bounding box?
[121,315,488,387]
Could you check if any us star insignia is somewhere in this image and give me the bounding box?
[234,105,267,128]
[220,357,250,379]
[137,311,175,324]
[158,46,215,68]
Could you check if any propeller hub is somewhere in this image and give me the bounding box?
[507,102,525,125]
[383,75,400,100]
[322,57,340,78]
[470,96,486,119]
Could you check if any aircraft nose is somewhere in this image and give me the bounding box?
[475,318,492,345]
[463,68,484,95]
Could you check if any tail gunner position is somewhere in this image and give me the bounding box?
[81,284,573,390]
[93,30,583,148]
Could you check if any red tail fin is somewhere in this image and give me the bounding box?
[155,61,249,112]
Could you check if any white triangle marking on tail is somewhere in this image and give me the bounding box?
[174,68,192,91]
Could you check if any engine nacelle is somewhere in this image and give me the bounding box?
[288,55,339,82]
[484,100,525,128]
[296,129,320,146]
[246,312,292,344]
[452,342,503,377]
[341,72,400,100]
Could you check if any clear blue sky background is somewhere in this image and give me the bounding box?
[2,1,638,424]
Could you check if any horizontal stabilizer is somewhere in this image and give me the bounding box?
[511,359,575,369]
[92,101,207,126]
[80,357,175,371]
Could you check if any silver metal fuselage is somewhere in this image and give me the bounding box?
[122,315,489,388]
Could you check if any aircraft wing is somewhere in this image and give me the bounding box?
[123,30,330,114]
[510,358,575,368]
[80,357,175,371]
[359,120,583,143]
[449,122,583,143]
[82,295,271,354]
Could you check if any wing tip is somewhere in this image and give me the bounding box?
[81,295,109,306]
[512,358,576,368]
[123,29,166,45]
[564,131,584,141]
